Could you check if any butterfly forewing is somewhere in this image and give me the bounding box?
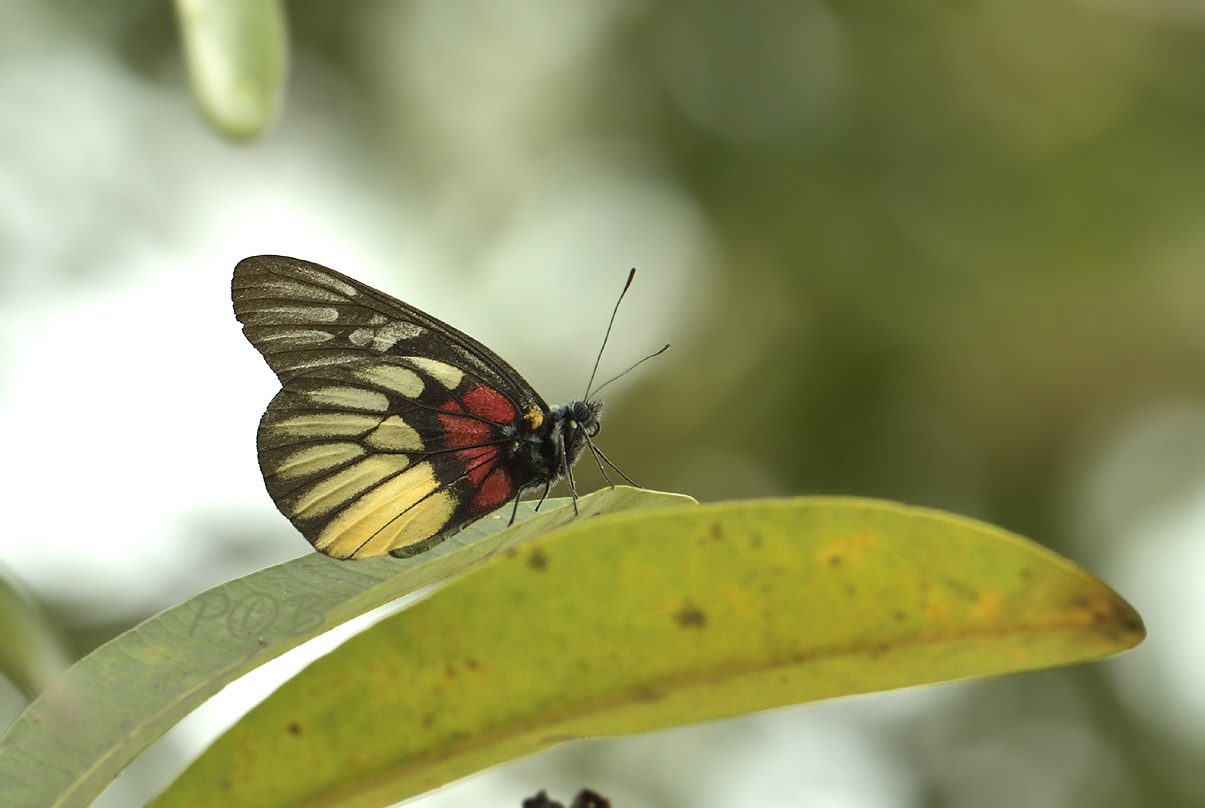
[233,254,543,407]
[234,256,551,558]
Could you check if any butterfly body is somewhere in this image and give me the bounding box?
[234,255,605,559]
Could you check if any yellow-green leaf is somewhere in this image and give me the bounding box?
[174,0,287,139]
[0,564,73,700]
[151,497,1144,808]
[0,489,690,808]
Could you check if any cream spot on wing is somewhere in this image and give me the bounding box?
[257,279,348,304]
[364,416,424,451]
[255,328,336,346]
[292,454,410,521]
[305,386,390,411]
[314,463,452,557]
[346,322,426,351]
[271,443,365,481]
[290,266,358,297]
[355,364,423,398]
[277,354,364,374]
[249,305,339,324]
[407,357,464,389]
[350,490,456,558]
[272,413,378,438]
[371,321,425,351]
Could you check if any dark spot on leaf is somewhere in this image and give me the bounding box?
[529,549,549,570]
[710,522,723,542]
[287,722,301,736]
[869,643,889,659]
[828,554,843,567]
[445,661,456,679]
[1072,594,1146,637]
[422,712,435,728]
[750,532,763,548]
[220,779,232,791]
[1117,607,1146,636]
[675,605,707,628]
[942,577,978,602]
[465,657,480,671]
[894,609,907,622]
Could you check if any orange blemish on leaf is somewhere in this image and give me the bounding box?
[816,532,881,567]
[973,590,1002,621]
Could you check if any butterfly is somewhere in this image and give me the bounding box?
[233,255,662,559]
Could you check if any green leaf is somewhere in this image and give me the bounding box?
[0,564,73,700]
[174,0,288,139]
[151,497,1144,808]
[0,488,691,808]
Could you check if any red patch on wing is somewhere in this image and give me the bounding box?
[436,386,518,510]
[459,445,499,483]
[438,400,491,449]
[455,443,514,510]
[462,385,517,423]
[473,466,514,509]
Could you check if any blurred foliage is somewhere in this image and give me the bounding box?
[151,498,1141,808]
[6,0,1205,805]
[174,0,286,138]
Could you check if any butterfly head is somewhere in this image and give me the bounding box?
[569,398,602,438]
[551,399,602,465]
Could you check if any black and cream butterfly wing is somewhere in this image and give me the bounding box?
[233,255,550,558]
[233,254,542,398]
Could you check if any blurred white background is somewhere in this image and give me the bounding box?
[3,2,1204,807]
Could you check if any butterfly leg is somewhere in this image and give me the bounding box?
[507,492,522,526]
[560,438,580,515]
[534,481,552,512]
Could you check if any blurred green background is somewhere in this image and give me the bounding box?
[2,1,1203,806]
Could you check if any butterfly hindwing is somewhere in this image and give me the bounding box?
[234,256,552,558]
[255,355,537,558]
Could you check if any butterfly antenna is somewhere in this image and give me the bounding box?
[590,343,670,398]
[586,436,642,487]
[584,436,615,488]
[584,268,637,399]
